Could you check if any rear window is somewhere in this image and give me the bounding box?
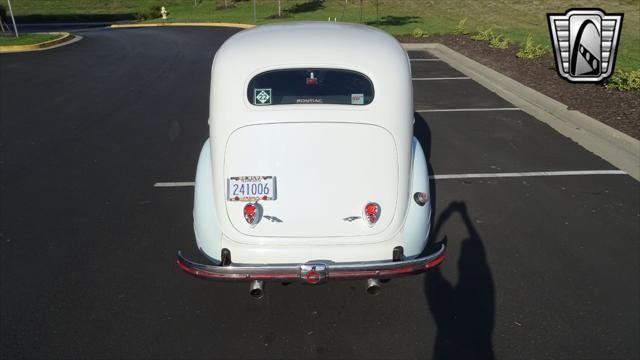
[247,69,374,106]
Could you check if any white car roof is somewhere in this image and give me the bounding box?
[214,21,410,79]
[209,22,414,136]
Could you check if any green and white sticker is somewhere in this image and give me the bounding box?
[254,88,272,105]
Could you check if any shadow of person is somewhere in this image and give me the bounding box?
[424,201,496,360]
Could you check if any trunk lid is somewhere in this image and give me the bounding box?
[223,122,398,238]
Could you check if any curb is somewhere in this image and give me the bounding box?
[111,22,254,29]
[403,43,640,181]
[0,32,74,53]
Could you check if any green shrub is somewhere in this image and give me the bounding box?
[453,18,468,35]
[605,70,640,92]
[489,33,509,49]
[137,6,162,20]
[0,5,6,19]
[516,34,549,59]
[412,27,424,38]
[470,27,493,41]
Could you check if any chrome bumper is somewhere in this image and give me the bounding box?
[176,244,445,284]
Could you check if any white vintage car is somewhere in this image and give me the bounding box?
[177,22,445,297]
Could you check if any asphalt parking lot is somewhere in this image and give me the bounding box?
[1,27,638,360]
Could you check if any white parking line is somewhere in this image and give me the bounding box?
[154,170,627,188]
[416,108,521,112]
[412,77,470,80]
[410,58,442,62]
[430,170,627,180]
[154,182,195,187]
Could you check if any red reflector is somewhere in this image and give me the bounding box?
[244,203,260,226]
[364,202,380,226]
[306,271,320,284]
[306,71,318,85]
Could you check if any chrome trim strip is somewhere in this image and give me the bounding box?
[176,244,445,282]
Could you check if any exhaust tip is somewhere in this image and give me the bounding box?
[249,280,265,299]
[366,278,382,296]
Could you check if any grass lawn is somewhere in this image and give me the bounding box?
[0,32,64,46]
[7,0,640,70]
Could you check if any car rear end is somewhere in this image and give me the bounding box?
[178,22,444,294]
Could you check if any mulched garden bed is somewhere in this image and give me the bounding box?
[399,34,639,139]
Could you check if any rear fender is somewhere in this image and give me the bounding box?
[194,139,222,262]
[402,137,432,257]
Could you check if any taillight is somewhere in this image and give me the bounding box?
[244,203,261,227]
[364,202,380,226]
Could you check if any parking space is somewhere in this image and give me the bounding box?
[1,29,637,360]
[407,50,439,59]
[415,110,618,174]
[410,50,623,173]
[413,77,515,110]
[426,173,638,359]
[410,60,466,78]
[408,50,638,358]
